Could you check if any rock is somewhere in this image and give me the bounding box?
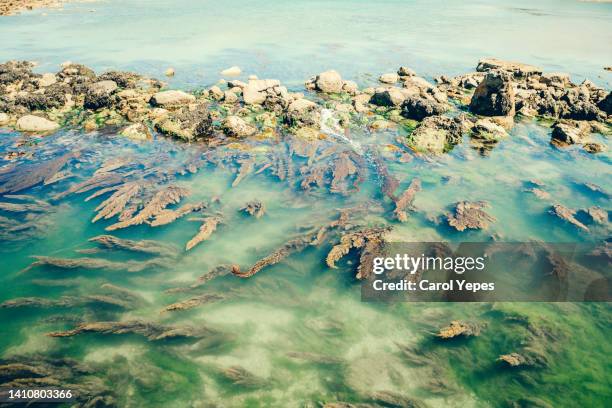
[540,72,570,88]
[471,118,508,141]
[83,80,119,110]
[353,93,371,113]
[379,73,399,84]
[248,74,258,80]
[583,142,604,154]
[223,91,238,104]
[0,112,9,125]
[164,67,175,77]
[447,201,496,231]
[38,73,57,87]
[222,116,256,138]
[120,123,151,141]
[597,91,612,115]
[342,80,358,95]
[286,98,320,127]
[208,86,224,100]
[16,115,60,132]
[550,121,590,144]
[242,86,266,105]
[311,70,343,93]
[476,58,542,78]
[407,115,464,154]
[220,66,242,77]
[469,72,515,117]
[150,90,196,107]
[398,66,416,77]
[227,79,247,89]
[401,94,448,120]
[370,88,406,107]
[247,79,280,92]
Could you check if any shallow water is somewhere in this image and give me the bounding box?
[1,0,612,407]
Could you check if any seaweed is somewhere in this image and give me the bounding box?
[393,178,421,222]
[446,201,496,231]
[161,293,225,313]
[185,216,222,251]
[0,152,75,195]
[22,256,169,273]
[88,235,178,257]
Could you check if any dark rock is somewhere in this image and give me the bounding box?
[407,115,464,153]
[0,60,37,85]
[469,72,515,117]
[97,71,139,88]
[550,121,590,145]
[84,80,119,111]
[597,91,612,115]
[401,94,448,120]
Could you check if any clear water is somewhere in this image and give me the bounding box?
[1,1,611,407]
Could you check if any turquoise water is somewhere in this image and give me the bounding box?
[1,0,611,88]
[1,1,611,407]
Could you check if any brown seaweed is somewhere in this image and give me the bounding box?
[549,204,589,232]
[106,185,190,231]
[161,293,225,313]
[446,201,496,231]
[54,171,124,200]
[0,152,75,195]
[92,182,142,222]
[22,256,169,273]
[393,178,421,222]
[88,235,178,257]
[150,201,206,227]
[47,320,214,341]
[286,351,344,365]
[220,366,267,387]
[330,152,358,194]
[232,157,255,187]
[436,320,481,339]
[240,200,266,218]
[326,227,390,279]
[185,216,222,251]
[232,232,319,278]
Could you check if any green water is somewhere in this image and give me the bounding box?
[0,115,610,407]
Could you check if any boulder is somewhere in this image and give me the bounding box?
[401,94,448,120]
[84,80,119,110]
[223,91,238,104]
[597,91,611,115]
[242,86,266,105]
[342,80,358,95]
[407,115,464,153]
[379,73,399,84]
[398,66,416,77]
[286,98,320,127]
[16,115,60,132]
[247,79,280,92]
[208,86,224,100]
[120,123,151,141]
[150,90,196,107]
[164,67,175,77]
[222,116,256,138]
[471,118,508,141]
[309,70,343,93]
[469,72,515,117]
[540,72,571,88]
[476,58,542,78]
[220,66,242,77]
[550,121,590,144]
[0,112,9,125]
[370,88,406,107]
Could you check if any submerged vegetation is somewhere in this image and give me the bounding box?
[0,54,610,407]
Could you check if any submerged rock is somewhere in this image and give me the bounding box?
[15,114,59,132]
[469,71,515,117]
[220,66,242,77]
[241,200,266,218]
[407,115,464,154]
[120,123,151,140]
[471,118,508,141]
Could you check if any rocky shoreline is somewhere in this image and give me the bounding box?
[0,57,610,159]
[0,0,76,16]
